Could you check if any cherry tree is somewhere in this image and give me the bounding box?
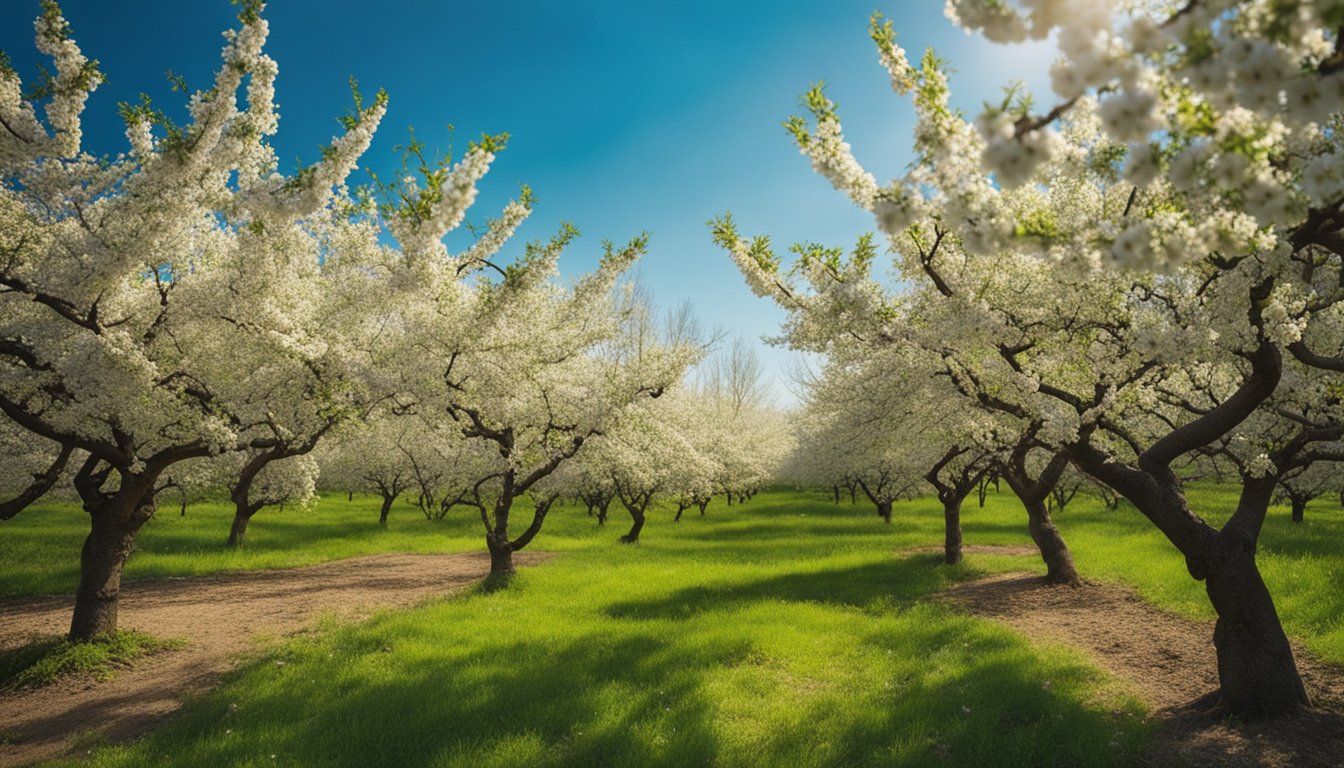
[381,190,696,572]
[318,415,415,525]
[1274,462,1341,523]
[0,1,387,640]
[720,1,1344,715]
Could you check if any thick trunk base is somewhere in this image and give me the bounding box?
[487,537,515,575]
[943,499,963,565]
[620,510,645,543]
[1205,552,1308,717]
[1026,503,1081,586]
[70,516,143,642]
[226,512,251,548]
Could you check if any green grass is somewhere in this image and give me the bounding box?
[1042,482,1344,664]
[0,494,489,598]
[52,491,1148,768]
[0,631,185,690]
[4,484,1340,767]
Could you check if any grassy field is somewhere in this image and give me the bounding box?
[0,494,487,598]
[2,484,1340,766]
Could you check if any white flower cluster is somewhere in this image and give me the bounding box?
[389,147,495,262]
[801,114,879,209]
[451,198,533,273]
[977,113,1058,188]
[31,7,100,157]
[716,223,779,301]
[872,187,923,237]
[1262,284,1309,347]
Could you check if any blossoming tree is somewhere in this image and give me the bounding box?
[0,1,386,640]
[721,1,1344,716]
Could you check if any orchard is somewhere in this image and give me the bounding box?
[2,1,1343,766]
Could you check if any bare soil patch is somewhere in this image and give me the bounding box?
[939,572,1344,768]
[0,551,543,767]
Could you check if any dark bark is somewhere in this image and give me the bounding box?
[1072,448,1308,716]
[227,452,274,548]
[1023,498,1080,585]
[486,532,514,574]
[925,446,986,566]
[1205,538,1308,715]
[832,484,841,504]
[876,499,892,524]
[697,497,710,515]
[943,497,964,564]
[674,502,688,522]
[379,494,394,525]
[225,508,258,548]
[999,440,1082,587]
[70,508,148,641]
[617,489,652,543]
[69,460,160,642]
[1048,481,1080,514]
[977,474,997,508]
[1291,498,1306,523]
[620,507,645,543]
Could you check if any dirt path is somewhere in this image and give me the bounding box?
[0,551,542,768]
[940,573,1344,768]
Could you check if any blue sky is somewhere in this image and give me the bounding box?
[1,1,1055,406]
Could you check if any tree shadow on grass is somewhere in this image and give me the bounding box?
[603,556,966,620]
[106,597,1147,768]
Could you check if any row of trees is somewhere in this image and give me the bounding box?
[314,333,793,544]
[720,0,1344,718]
[0,2,779,643]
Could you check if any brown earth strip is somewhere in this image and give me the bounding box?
[0,551,543,768]
[939,572,1344,768]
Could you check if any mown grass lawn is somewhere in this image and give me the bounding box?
[4,484,1341,767]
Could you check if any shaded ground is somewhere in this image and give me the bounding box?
[0,551,541,767]
[902,544,1040,558]
[940,573,1344,768]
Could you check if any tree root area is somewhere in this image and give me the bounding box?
[939,572,1344,768]
[0,551,543,767]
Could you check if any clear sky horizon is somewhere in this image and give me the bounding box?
[1,1,1056,407]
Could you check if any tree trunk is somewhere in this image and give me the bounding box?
[226,509,254,548]
[70,505,148,642]
[348,489,354,502]
[620,506,645,543]
[726,493,734,507]
[674,503,687,522]
[1291,498,1305,523]
[486,533,514,575]
[379,494,394,526]
[1024,499,1082,586]
[943,497,963,564]
[698,498,709,516]
[876,500,892,524]
[1204,546,1309,715]
[596,501,609,526]
[832,485,840,504]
